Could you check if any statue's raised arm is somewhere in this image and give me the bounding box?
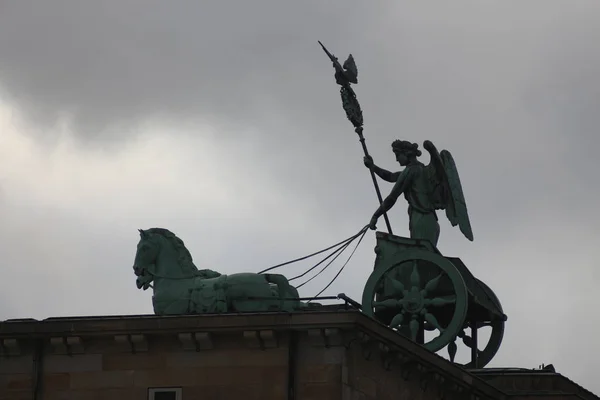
[423,140,473,241]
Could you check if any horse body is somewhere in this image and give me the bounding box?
[132,228,301,315]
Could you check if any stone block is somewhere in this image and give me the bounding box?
[342,358,349,385]
[0,356,32,374]
[133,368,200,388]
[353,376,377,398]
[130,334,148,353]
[44,373,71,391]
[44,388,147,400]
[50,336,84,354]
[133,365,288,388]
[50,337,66,353]
[0,374,31,391]
[0,389,30,400]
[307,328,343,347]
[217,385,263,400]
[182,386,220,399]
[113,334,148,353]
[102,353,166,371]
[297,364,342,384]
[217,383,287,400]
[45,354,102,373]
[298,345,344,365]
[166,347,287,368]
[243,330,260,347]
[177,332,213,351]
[260,330,278,348]
[208,365,288,386]
[243,330,278,348]
[66,337,84,353]
[0,339,20,356]
[297,382,342,400]
[70,370,134,389]
[114,335,129,350]
[342,385,370,400]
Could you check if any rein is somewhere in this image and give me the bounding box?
[142,269,199,280]
[138,269,197,290]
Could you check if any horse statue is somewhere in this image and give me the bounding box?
[132,228,302,315]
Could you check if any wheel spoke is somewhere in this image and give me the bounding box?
[460,335,483,355]
[424,312,444,332]
[410,262,420,288]
[374,280,384,294]
[374,299,401,309]
[423,322,437,331]
[390,313,404,329]
[387,277,405,296]
[448,340,458,362]
[425,295,456,307]
[423,273,442,295]
[409,318,419,341]
[461,334,474,348]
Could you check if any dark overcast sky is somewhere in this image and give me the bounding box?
[1,0,599,392]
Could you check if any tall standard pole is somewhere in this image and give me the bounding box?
[318,41,393,234]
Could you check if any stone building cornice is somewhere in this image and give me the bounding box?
[0,310,506,399]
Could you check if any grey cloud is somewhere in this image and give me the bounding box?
[0,1,380,142]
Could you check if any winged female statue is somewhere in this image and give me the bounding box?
[366,140,473,247]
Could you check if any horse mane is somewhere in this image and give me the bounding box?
[145,228,199,275]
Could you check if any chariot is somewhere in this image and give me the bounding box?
[360,232,506,368]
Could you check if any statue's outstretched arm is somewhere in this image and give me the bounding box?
[371,168,415,219]
[374,167,401,183]
[364,156,400,183]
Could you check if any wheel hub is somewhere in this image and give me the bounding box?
[403,290,424,313]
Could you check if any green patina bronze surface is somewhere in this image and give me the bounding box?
[348,91,505,366]
[367,140,473,246]
[132,228,302,315]
[362,234,468,353]
[361,232,506,368]
[360,138,505,367]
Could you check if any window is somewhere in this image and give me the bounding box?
[148,388,182,400]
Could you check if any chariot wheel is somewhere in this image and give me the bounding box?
[449,279,505,368]
[362,249,469,353]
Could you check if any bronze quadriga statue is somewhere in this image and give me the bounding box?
[127,42,507,371]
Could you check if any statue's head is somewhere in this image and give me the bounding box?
[392,140,421,166]
[133,229,160,290]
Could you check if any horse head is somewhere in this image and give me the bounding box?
[132,228,200,291]
[133,229,161,290]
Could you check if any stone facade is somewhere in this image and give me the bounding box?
[0,310,596,400]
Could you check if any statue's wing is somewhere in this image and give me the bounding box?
[423,140,451,210]
[440,150,474,241]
